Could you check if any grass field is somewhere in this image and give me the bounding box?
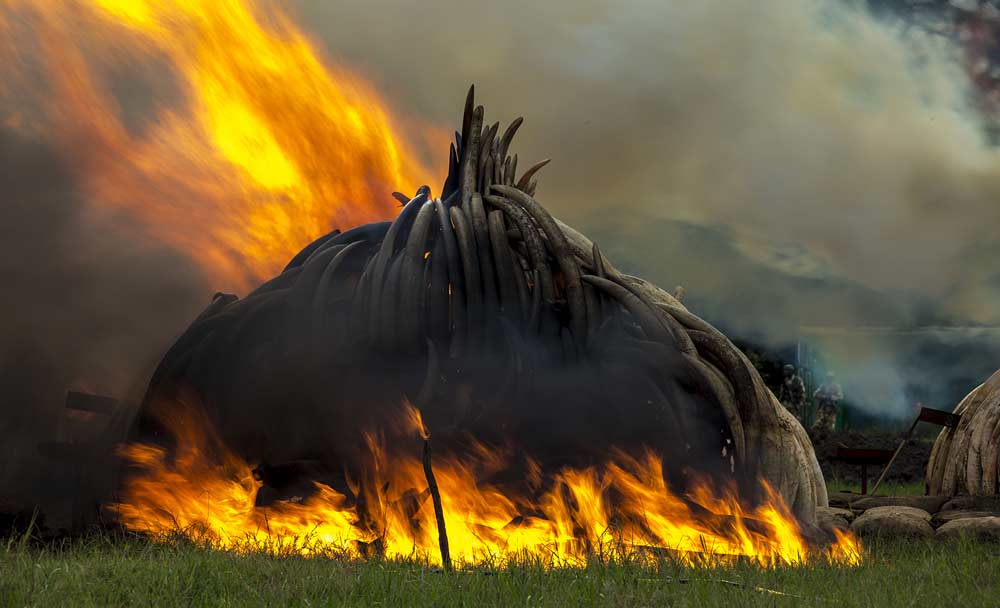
[2,532,999,607]
[0,483,985,607]
[824,479,926,496]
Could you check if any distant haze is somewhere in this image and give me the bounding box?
[296,0,1000,416]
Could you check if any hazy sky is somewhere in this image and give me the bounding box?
[288,0,1000,417]
[297,0,1000,328]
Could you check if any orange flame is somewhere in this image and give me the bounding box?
[1,0,444,291]
[403,400,430,440]
[110,402,862,568]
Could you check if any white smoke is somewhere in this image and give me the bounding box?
[298,0,999,324]
[297,0,1000,416]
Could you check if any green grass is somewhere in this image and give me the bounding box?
[2,532,999,607]
[825,479,926,496]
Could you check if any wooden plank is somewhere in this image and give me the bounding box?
[833,447,894,465]
[870,406,961,495]
[65,391,119,415]
[916,406,961,429]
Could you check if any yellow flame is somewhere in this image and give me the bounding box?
[0,0,445,291]
[110,401,862,568]
[403,401,430,440]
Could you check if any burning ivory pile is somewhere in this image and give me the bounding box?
[116,88,854,566]
[927,368,1000,496]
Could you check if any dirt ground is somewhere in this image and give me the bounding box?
[809,429,934,487]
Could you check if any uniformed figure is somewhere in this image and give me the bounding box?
[777,364,805,420]
[812,371,843,432]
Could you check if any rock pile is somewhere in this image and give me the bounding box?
[819,493,1000,541]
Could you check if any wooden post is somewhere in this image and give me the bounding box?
[832,447,894,495]
[422,437,451,571]
[871,407,961,496]
[869,418,918,496]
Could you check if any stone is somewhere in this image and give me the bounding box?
[935,517,1000,542]
[815,507,851,535]
[817,506,855,523]
[850,506,934,539]
[828,492,862,509]
[848,495,947,513]
[941,496,1000,512]
[931,509,1000,528]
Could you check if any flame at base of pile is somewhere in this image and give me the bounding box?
[108,403,860,568]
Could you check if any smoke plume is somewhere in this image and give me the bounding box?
[1,0,999,505]
[298,0,1000,416]
[0,127,209,497]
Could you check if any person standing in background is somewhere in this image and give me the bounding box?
[813,371,843,432]
[778,364,806,421]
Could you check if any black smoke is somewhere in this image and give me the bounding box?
[0,127,209,510]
